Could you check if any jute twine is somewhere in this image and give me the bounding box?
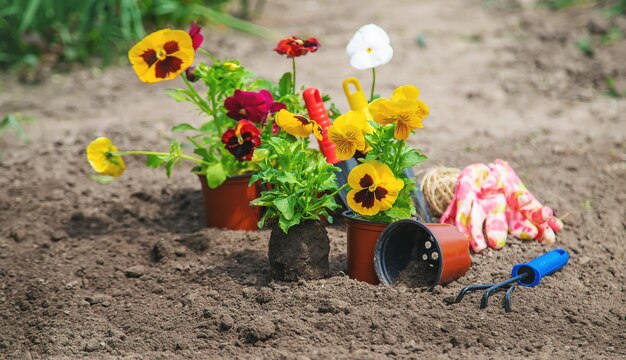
[419,167,461,217]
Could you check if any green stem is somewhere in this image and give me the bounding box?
[182,75,211,116]
[112,150,208,165]
[292,57,297,95]
[306,183,350,213]
[391,140,404,174]
[199,48,218,62]
[370,67,376,102]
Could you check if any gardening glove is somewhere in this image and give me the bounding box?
[490,160,564,244]
[440,163,509,253]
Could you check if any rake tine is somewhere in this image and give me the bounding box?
[503,285,516,313]
[454,284,494,304]
[480,274,525,309]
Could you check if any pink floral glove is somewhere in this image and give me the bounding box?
[441,160,564,253]
[490,160,564,244]
[440,164,508,252]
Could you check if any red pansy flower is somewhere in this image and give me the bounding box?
[188,21,204,51]
[221,120,261,161]
[274,36,320,58]
[224,89,286,124]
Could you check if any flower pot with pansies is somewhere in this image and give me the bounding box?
[327,24,431,284]
[85,24,326,231]
[250,109,343,281]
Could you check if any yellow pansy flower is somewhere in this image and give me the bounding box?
[128,29,195,83]
[347,161,404,216]
[391,84,420,100]
[384,99,425,140]
[368,98,394,125]
[368,85,429,140]
[275,109,323,140]
[86,137,126,177]
[328,111,374,160]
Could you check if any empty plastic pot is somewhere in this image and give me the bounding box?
[374,219,471,288]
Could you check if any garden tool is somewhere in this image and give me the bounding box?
[453,248,569,312]
[342,77,432,222]
[303,87,357,208]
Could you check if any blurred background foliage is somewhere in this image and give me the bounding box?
[0,0,274,81]
[0,0,624,82]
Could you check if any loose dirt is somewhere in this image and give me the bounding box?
[1,0,625,358]
[395,260,439,289]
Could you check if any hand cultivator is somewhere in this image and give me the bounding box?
[453,248,569,312]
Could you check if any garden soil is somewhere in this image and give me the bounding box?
[1,0,625,358]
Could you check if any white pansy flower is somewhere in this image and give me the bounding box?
[346,24,393,70]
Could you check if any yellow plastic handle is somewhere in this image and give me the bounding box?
[342,77,369,112]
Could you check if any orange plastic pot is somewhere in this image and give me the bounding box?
[198,174,261,231]
[344,211,390,285]
[374,219,471,288]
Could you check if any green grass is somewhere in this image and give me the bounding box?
[0,0,276,75]
[538,0,587,10]
[606,77,622,98]
[576,37,595,57]
[0,113,35,143]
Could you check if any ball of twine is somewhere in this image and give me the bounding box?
[420,167,461,217]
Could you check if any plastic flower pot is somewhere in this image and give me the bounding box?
[198,174,261,231]
[344,210,390,285]
[374,219,471,288]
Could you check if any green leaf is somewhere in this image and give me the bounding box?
[146,155,165,168]
[278,72,292,96]
[273,195,296,220]
[399,149,427,170]
[172,123,198,132]
[385,204,413,221]
[276,172,299,184]
[278,212,301,233]
[166,89,190,102]
[88,174,114,185]
[204,162,228,189]
[193,147,212,160]
[18,0,41,32]
[249,79,274,91]
[165,159,176,177]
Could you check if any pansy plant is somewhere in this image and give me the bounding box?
[86,24,330,189]
[250,109,342,233]
[329,84,429,223]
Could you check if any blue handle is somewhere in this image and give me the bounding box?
[511,248,569,287]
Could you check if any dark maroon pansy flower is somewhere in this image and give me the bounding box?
[221,120,261,161]
[274,36,320,58]
[184,66,198,82]
[188,21,204,51]
[224,89,286,124]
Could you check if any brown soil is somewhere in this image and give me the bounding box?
[1,0,625,358]
[268,220,330,281]
[395,260,438,289]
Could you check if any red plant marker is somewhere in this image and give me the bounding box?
[303,88,340,164]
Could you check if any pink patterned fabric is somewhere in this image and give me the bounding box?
[440,160,563,253]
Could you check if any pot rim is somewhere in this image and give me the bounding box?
[197,172,254,180]
[342,210,391,226]
[374,219,443,289]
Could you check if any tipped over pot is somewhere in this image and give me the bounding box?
[374,219,471,288]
